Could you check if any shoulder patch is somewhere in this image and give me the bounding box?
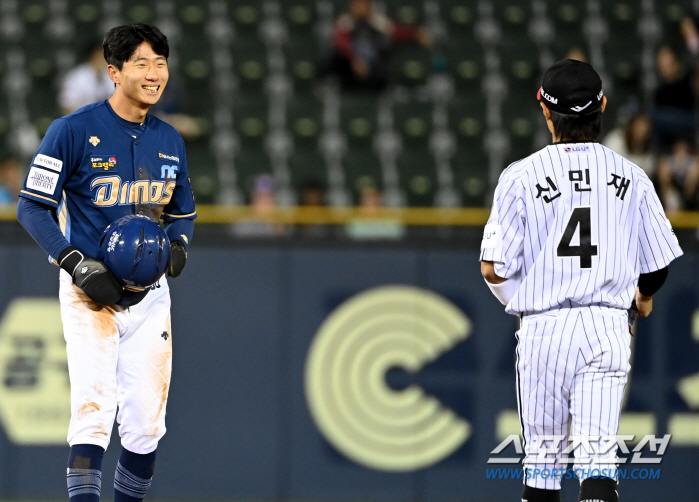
[481,224,503,250]
[26,167,59,194]
[33,154,63,172]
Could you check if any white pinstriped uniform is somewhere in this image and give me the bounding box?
[480,142,683,489]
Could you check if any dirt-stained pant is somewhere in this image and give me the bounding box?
[59,270,172,454]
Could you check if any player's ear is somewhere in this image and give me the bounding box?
[107,64,120,85]
[540,101,551,120]
[601,95,607,112]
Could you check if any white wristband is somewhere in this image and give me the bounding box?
[484,274,521,305]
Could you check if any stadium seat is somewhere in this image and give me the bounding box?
[233,91,267,132]
[385,0,425,27]
[344,145,383,200]
[397,147,437,207]
[284,36,322,93]
[448,95,486,151]
[393,99,433,147]
[389,40,433,87]
[453,146,489,207]
[551,2,589,57]
[339,95,379,147]
[445,36,483,93]
[287,94,323,148]
[441,0,475,33]
[232,39,268,92]
[186,140,218,204]
[492,0,531,39]
[282,0,318,35]
[501,94,539,166]
[231,3,263,35]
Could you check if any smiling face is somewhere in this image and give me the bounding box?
[108,41,168,111]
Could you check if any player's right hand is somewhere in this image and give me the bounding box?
[634,288,653,318]
[58,247,123,306]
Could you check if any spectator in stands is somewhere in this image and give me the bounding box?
[300,179,326,207]
[681,15,699,57]
[58,42,114,115]
[345,183,405,239]
[0,157,22,206]
[657,140,699,212]
[327,0,431,92]
[652,45,696,154]
[298,179,330,238]
[565,46,587,63]
[603,114,655,177]
[231,174,291,238]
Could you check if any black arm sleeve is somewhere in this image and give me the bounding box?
[637,266,668,297]
[16,197,71,260]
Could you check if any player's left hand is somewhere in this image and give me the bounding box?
[167,241,187,277]
[634,288,653,318]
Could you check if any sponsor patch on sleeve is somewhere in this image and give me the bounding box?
[481,223,503,249]
[33,153,63,172]
[26,167,59,194]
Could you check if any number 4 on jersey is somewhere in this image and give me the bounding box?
[557,207,598,268]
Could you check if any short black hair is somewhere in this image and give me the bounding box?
[103,23,169,71]
[550,108,603,142]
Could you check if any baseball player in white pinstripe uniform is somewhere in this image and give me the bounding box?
[480,60,683,502]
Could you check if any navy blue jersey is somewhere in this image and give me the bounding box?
[20,100,196,260]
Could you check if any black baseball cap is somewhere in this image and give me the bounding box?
[537,59,603,115]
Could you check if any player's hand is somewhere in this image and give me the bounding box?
[72,259,123,306]
[167,241,187,278]
[59,247,123,306]
[634,288,653,318]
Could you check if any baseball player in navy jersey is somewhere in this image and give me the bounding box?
[16,24,195,502]
[480,59,682,502]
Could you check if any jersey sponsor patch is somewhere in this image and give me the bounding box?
[563,145,590,153]
[158,152,180,163]
[26,167,59,194]
[91,156,117,171]
[481,223,503,249]
[33,153,63,172]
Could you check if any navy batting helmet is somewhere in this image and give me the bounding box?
[98,214,170,290]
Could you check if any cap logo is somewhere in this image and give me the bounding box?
[597,89,603,101]
[540,88,558,104]
[570,101,592,112]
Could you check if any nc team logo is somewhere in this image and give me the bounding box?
[91,156,117,171]
[161,165,178,179]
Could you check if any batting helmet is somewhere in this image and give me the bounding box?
[98,214,170,290]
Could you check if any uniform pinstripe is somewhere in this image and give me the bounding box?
[481,142,682,490]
